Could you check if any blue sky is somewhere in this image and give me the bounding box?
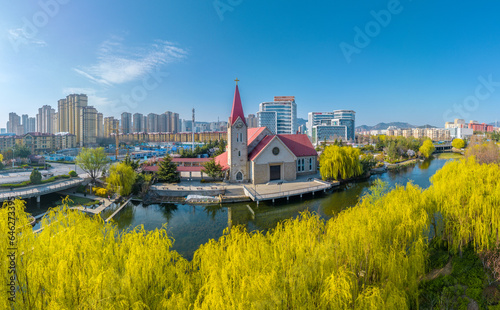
[1,0,500,128]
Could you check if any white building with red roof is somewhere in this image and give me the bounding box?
[216,81,318,184]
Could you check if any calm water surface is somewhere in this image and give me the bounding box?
[109,158,451,259]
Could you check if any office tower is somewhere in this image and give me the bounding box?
[121,112,132,134]
[246,114,258,128]
[37,105,56,133]
[257,111,277,134]
[258,96,297,134]
[147,113,159,133]
[80,106,98,146]
[57,94,88,145]
[132,113,143,132]
[333,110,356,141]
[8,113,21,134]
[96,113,104,138]
[307,112,335,136]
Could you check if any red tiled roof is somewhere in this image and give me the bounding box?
[229,85,246,126]
[215,152,229,171]
[247,127,267,145]
[142,166,205,173]
[171,158,211,163]
[277,134,317,157]
[248,135,274,161]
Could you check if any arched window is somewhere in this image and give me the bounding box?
[236,172,243,181]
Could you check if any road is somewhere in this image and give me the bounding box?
[0,163,88,186]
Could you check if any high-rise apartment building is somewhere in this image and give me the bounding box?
[132,113,143,133]
[80,106,98,146]
[159,113,169,132]
[164,111,179,133]
[147,113,159,133]
[7,113,21,134]
[96,113,104,138]
[246,114,258,128]
[57,94,88,145]
[258,96,297,134]
[121,112,132,134]
[103,117,119,138]
[37,105,56,133]
[22,114,28,134]
[27,117,36,133]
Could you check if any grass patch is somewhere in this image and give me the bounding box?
[55,195,99,207]
[436,152,464,159]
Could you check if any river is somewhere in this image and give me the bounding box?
[101,157,452,259]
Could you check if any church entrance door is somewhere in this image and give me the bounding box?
[269,165,281,181]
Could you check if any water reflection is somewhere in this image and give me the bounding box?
[30,158,454,260]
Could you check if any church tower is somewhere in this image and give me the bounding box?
[227,79,248,182]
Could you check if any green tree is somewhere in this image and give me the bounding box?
[419,139,435,158]
[0,153,3,170]
[76,147,111,184]
[319,145,363,181]
[123,154,140,170]
[202,158,224,180]
[30,168,42,184]
[156,154,180,183]
[13,144,31,158]
[106,162,137,196]
[452,138,465,149]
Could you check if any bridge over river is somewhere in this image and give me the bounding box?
[0,178,85,203]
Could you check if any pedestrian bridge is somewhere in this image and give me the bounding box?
[0,178,85,203]
[434,142,453,152]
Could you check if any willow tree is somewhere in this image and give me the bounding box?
[429,157,500,253]
[106,162,137,196]
[319,145,363,181]
[419,139,435,158]
[452,138,465,149]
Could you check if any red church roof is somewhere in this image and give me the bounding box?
[248,135,274,161]
[277,134,317,157]
[215,151,230,171]
[229,85,246,126]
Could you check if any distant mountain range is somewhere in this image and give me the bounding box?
[356,122,437,132]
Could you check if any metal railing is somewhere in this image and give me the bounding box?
[243,180,332,202]
[0,179,84,201]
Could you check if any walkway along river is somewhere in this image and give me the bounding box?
[28,157,453,259]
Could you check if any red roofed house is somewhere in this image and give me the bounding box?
[216,81,317,184]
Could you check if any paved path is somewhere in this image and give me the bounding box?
[57,190,118,215]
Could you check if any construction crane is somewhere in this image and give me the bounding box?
[114,123,120,159]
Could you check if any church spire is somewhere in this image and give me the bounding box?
[230,79,246,126]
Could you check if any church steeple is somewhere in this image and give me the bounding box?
[230,78,246,126]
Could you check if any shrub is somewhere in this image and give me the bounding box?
[30,169,42,185]
[69,170,78,177]
[93,187,108,197]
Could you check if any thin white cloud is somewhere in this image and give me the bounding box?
[62,87,113,108]
[8,28,47,47]
[74,37,187,86]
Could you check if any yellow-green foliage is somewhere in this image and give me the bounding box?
[429,157,500,253]
[93,187,108,197]
[2,159,500,309]
[106,162,136,196]
[320,145,363,180]
[419,139,435,158]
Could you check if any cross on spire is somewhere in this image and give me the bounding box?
[235,78,239,85]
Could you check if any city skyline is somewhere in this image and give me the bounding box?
[1,1,500,128]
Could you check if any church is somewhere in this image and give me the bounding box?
[216,81,318,184]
